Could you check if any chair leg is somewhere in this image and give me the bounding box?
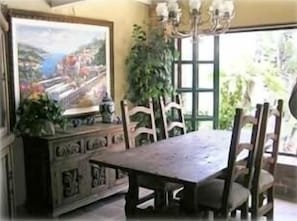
[214,212,227,220]
[251,191,259,219]
[230,209,237,217]
[259,192,265,206]
[240,201,249,220]
[167,190,174,206]
[266,187,274,220]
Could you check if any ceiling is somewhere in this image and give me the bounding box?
[46,0,86,7]
[46,0,152,7]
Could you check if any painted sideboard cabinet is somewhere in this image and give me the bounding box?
[22,123,130,217]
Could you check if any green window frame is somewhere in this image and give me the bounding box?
[173,36,220,131]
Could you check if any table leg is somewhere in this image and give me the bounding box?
[180,183,198,215]
[125,172,139,217]
[155,190,166,211]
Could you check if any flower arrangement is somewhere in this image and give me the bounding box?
[15,94,67,136]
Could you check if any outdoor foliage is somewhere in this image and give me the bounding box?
[219,30,297,132]
[219,75,245,129]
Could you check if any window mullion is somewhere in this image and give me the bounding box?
[213,36,220,129]
[192,37,199,130]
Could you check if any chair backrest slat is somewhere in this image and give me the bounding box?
[252,99,283,196]
[121,99,157,149]
[159,94,186,139]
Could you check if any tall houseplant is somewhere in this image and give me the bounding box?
[126,24,178,105]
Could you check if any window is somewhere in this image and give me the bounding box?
[173,36,219,131]
[175,26,297,156]
[220,28,297,156]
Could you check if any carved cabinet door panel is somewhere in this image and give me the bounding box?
[52,160,87,208]
[0,141,15,218]
[108,132,127,186]
[88,160,109,194]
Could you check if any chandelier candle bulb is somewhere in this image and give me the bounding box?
[224,0,235,16]
[167,0,179,12]
[156,0,234,38]
[156,3,169,19]
[189,0,202,11]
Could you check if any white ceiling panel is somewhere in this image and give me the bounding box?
[46,0,86,7]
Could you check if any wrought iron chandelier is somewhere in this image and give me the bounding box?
[155,0,235,39]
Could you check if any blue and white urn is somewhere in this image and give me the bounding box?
[99,93,115,123]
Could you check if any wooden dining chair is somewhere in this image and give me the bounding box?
[179,105,263,219]
[121,99,180,210]
[159,94,186,139]
[159,94,186,203]
[250,99,283,220]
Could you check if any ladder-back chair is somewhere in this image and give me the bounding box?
[251,99,283,219]
[159,94,186,139]
[180,105,263,219]
[121,99,180,210]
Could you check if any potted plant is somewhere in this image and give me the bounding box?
[126,24,178,105]
[15,94,67,136]
[125,24,178,139]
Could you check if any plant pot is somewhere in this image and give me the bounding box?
[29,120,56,136]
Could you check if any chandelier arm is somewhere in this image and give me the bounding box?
[156,0,235,38]
[209,17,219,33]
[171,25,193,38]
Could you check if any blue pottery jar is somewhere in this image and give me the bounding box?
[99,93,115,123]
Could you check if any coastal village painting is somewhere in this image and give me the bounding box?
[11,17,111,115]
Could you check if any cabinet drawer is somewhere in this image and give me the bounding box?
[52,139,84,161]
[85,135,108,153]
[109,132,125,151]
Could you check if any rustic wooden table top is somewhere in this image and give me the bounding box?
[90,130,247,186]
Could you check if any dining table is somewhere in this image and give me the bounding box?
[90,129,247,217]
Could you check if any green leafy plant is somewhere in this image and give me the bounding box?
[126,24,178,105]
[125,25,179,139]
[15,94,67,136]
[219,75,245,129]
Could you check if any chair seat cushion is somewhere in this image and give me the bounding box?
[177,179,250,210]
[236,169,274,192]
[196,179,250,210]
[258,169,274,192]
[138,175,182,191]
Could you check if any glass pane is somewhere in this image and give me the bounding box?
[198,92,213,116]
[181,64,192,88]
[0,35,5,129]
[174,64,178,88]
[0,82,4,128]
[185,119,194,132]
[180,93,192,115]
[197,121,213,130]
[220,29,297,156]
[198,64,213,88]
[181,37,193,60]
[198,36,214,61]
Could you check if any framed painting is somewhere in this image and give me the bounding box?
[9,10,114,117]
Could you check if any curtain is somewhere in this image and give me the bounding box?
[289,79,297,119]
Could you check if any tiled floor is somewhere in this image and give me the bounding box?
[17,190,297,221]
